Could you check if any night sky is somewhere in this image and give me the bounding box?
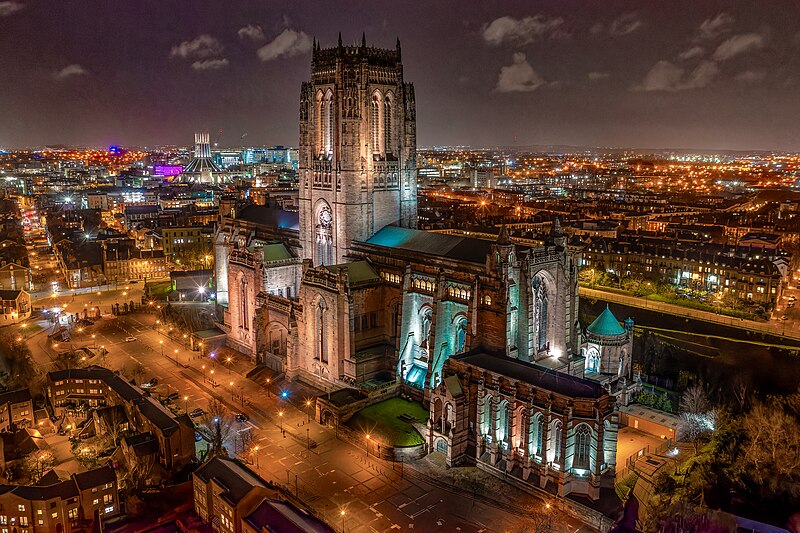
[2,1,800,151]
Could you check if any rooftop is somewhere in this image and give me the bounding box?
[365,226,494,264]
[454,352,608,399]
[586,306,626,337]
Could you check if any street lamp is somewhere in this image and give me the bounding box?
[252,445,259,467]
[279,410,284,434]
[365,434,370,457]
[183,395,188,412]
[265,378,271,397]
[340,509,346,532]
[226,356,232,374]
[159,340,164,357]
[305,399,312,423]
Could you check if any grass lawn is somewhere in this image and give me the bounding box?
[346,397,428,447]
[147,281,173,297]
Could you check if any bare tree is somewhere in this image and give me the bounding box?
[740,400,800,493]
[200,398,234,457]
[121,453,156,495]
[22,450,55,483]
[680,383,714,453]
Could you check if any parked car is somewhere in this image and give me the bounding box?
[235,413,249,423]
[781,315,788,321]
[125,337,136,342]
[141,378,158,388]
[189,408,205,418]
[165,392,180,402]
[195,432,204,442]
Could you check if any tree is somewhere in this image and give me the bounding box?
[680,383,715,453]
[0,331,41,392]
[22,450,55,483]
[200,398,234,457]
[738,400,800,496]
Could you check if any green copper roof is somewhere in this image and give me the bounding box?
[261,243,292,262]
[324,260,381,284]
[587,305,626,336]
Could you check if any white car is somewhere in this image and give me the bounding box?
[125,337,136,342]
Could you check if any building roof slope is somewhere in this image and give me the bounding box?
[586,306,626,336]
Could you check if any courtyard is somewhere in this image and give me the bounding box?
[346,397,428,447]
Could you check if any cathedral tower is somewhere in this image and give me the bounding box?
[298,34,417,266]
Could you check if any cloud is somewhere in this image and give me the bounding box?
[495,53,545,92]
[609,12,643,36]
[257,29,312,61]
[735,70,765,83]
[589,22,604,36]
[53,64,88,80]
[682,60,719,89]
[588,71,610,81]
[713,33,764,61]
[238,24,264,42]
[635,59,720,91]
[678,46,704,61]
[192,58,229,71]
[635,61,684,91]
[0,1,23,16]
[698,13,734,40]
[482,15,566,46]
[170,34,224,59]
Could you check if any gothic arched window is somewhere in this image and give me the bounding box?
[530,412,544,457]
[480,394,493,438]
[240,276,249,330]
[533,275,548,351]
[552,420,563,463]
[574,424,591,469]
[371,93,382,155]
[455,316,468,353]
[587,347,600,373]
[384,94,393,155]
[497,400,510,448]
[317,300,328,363]
[420,307,432,349]
[315,91,324,156]
[316,205,333,266]
[322,91,333,158]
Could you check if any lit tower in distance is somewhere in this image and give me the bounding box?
[298,33,417,266]
[183,131,223,183]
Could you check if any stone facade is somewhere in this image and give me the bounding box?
[298,35,417,267]
[211,37,633,501]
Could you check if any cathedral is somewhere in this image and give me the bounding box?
[214,35,635,501]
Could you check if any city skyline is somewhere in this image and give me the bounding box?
[2,0,800,151]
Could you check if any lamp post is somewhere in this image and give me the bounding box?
[340,510,346,533]
[279,410,284,434]
[252,445,259,467]
[226,356,232,374]
[159,340,164,357]
[305,400,312,423]
[183,395,188,412]
[229,381,234,400]
[265,378,271,397]
[174,348,179,364]
[365,434,370,457]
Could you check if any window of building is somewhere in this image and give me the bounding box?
[104,505,114,514]
[573,424,591,469]
[19,517,28,526]
[17,505,24,512]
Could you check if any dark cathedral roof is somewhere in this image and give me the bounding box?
[455,352,608,399]
[237,205,300,230]
[366,226,493,264]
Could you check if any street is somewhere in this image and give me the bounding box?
[18,290,595,533]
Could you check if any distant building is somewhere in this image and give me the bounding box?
[46,366,196,472]
[0,262,33,292]
[0,388,33,431]
[193,456,334,533]
[162,226,214,264]
[102,243,168,283]
[182,132,227,185]
[0,289,31,323]
[0,466,119,531]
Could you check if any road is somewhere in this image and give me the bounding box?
[19,295,596,533]
[580,286,800,341]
